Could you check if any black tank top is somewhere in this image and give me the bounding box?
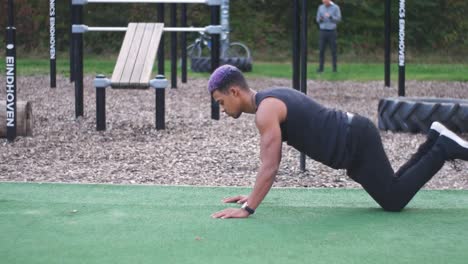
[255,87,349,169]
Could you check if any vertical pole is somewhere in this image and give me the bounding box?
[220,0,230,56]
[157,3,165,75]
[292,0,300,91]
[49,0,56,88]
[384,0,391,88]
[299,0,308,172]
[96,87,106,131]
[181,3,187,83]
[154,76,167,130]
[398,0,406,96]
[69,0,75,82]
[6,0,17,142]
[156,6,166,130]
[210,5,220,120]
[156,89,165,130]
[170,4,177,88]
[73,4,84,117]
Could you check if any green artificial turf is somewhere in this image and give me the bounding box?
[1,182,468,264]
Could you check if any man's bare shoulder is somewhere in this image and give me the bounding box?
[255,97,287,129]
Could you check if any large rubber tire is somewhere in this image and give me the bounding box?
[378,97,468,134]
[190,57,252,73]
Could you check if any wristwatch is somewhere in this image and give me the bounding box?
[241,202,255,215]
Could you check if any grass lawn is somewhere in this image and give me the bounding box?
[1,182,468,264]
[10,58,468,81]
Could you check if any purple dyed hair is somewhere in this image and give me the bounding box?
[207,65,247,94]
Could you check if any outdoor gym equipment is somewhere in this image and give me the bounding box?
[292,0,308,171]
[92,23,167,131]
[70,0,222,125]
[378,0,468,133]
[49,0,56,88]
[3,0,33,141]
[188,0,252,72]
[4,0,18,142]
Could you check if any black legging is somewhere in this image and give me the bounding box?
[346,115,446,212]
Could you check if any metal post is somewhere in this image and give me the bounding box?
[73,4,84,117]
[384,0,391,88]
[50,0,57,88]
[299,0,308,171]
[6,0,17,142]
[157,3,165,75]
[181,3,187,83]
[210,5,220,120]
[170,3,177,88]
[96,87,106,131]
[292,0,300,91]
[398,0,405,96]
[70,0,75,82]
[150,75,168,130]
[94,75,110,131]
[220,0,230,56]
[156,89,165,129]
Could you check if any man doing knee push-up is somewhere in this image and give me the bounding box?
[208,65,468,219]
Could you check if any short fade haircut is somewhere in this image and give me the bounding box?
[207,65,248,94]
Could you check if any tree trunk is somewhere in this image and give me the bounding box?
[0,101,33,138]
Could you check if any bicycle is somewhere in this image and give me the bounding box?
[186,31,251,60]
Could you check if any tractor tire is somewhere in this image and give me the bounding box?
[190,57,252,73]
[378,97,468,134]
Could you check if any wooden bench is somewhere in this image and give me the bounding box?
[93,23,168,131]
[111,23,164,89]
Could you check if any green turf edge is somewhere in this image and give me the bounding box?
[1,182,468,264]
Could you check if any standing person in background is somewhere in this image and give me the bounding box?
[316,0,342,73]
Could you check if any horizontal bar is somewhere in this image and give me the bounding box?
[73,24,223,34]
[72,0,221,5]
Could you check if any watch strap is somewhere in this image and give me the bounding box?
[242,202,255,215]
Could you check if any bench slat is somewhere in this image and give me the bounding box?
[116,23,147,87]
[138,23,164,85]
[111,23,138,85]
[127,23,154,86]
[111,23,164,89]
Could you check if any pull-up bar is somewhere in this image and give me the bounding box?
[72,0,221,5]
[72,24,223,34]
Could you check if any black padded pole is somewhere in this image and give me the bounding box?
[384,0,391,88]
[157,3,165,75]
[292,0,300,91]
[70,0,75,82]
[96,87,106,131]
[181,3,188,83]
[156,89,165,130]
[170,4,177,88]
[299,0,308,172]
[398,0,405,96]
[6,0,17,142]
[73,4,84,117]
[49,0,56,88]
[210,5,220,120]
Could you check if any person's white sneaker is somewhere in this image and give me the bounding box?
[437,129,468,161]
[430,121,448,134]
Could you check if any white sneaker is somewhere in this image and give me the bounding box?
[430,121,448,134]
[437,129,468,161]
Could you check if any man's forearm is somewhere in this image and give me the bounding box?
[247,166,277,210]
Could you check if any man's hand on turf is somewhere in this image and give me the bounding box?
[222,195,248,204]
[211,208,250,219]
